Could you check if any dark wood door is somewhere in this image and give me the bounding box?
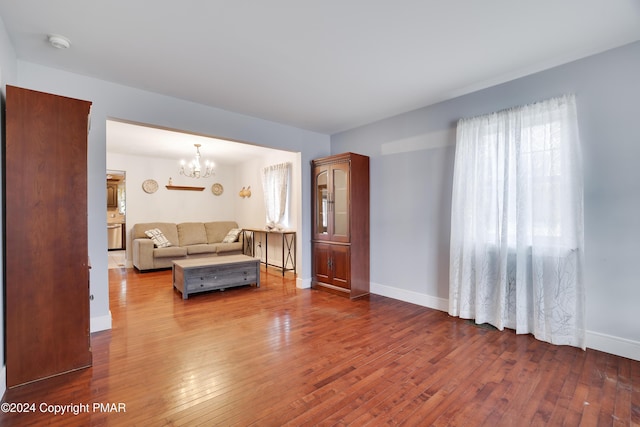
[312,243,331,284]
[329,244,350,289]
[107,182,118,207]
[5,85,92,387]
[312,242,350,290]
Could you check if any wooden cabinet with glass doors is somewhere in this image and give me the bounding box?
[311,152,369,298]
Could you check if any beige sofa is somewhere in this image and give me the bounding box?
[132,221,243,271]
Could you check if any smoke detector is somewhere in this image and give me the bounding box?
[48,34,71,49]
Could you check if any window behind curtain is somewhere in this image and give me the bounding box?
[449,95,585,349]
[261,162,292,229]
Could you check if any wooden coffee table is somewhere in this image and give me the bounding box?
[172,255,260,299]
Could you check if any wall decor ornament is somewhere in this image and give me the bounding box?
[142,179,158,194]
[239,186,251,198]
[211,183,224,196]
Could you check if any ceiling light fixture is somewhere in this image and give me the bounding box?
[180,144,214,178]
[48,34,71,49]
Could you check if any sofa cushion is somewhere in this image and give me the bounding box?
[177,222,207,246]
[204,221,240,243]
[222,228,242,243]
[153,246,187,258]
[186,244,217,255]
[145,228,172,248]
[133,222,179,245]
[215,241,243,254]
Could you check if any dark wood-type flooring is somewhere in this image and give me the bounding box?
[1,265,639,426]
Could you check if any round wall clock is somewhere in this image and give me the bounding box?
[211,183,224,196]
[142,179,158,194]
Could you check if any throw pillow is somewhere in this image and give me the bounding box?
[222,228,242,243]
[145,228,172,248]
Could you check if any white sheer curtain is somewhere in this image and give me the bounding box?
[449,95,585,349]
[261,162,291,230]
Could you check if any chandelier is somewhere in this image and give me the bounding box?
[180,143,214,178]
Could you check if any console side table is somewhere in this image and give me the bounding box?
[242,228,296,276]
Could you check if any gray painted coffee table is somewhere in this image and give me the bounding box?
[172,255,260,299]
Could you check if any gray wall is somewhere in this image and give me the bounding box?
[332,41,640,359]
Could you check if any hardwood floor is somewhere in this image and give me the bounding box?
[1,266,639,426]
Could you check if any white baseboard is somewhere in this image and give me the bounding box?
[586,330,640,361]
[371,281,449,312]
[297,277,311,289]
[90,311,112,333]
[370,281,640,362]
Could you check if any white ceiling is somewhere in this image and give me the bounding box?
[106,119,280,164]
[1,1,639,138]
